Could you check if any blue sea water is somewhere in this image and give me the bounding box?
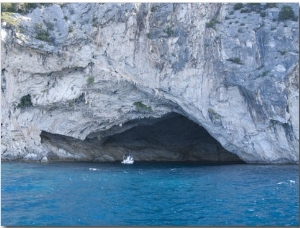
[1,162,299,226]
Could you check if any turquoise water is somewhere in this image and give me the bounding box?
[1,162,299,226]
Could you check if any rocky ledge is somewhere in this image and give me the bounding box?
[1,3,299,163]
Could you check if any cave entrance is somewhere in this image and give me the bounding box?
[101,113,243,163]
[41,113,244,163]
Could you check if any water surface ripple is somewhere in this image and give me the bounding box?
[1,162,299,226]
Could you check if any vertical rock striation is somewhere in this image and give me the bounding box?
[1,3,299,163]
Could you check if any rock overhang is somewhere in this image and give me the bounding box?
[39,112,244,163]
[1,3,299,164]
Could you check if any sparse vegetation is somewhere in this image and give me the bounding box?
[266,3,277,8]
[133,101,152,113]
[247,3,261,7]
[257,70,270,78]
[68,26,73,33]
[278,5,296,21]
[146,33,152,39]
[206,19,219,30]
[17,25,25,33]
[227,57,243,65]
[1,12,19,26]
[1,3,38,14]
[208,108,221,119]
[87,76,94,85]
[64,16,68,21]
[17,94,32,108]
[92,17,98,27]
[279,50,286,55]
[262,70,269,76]
[246,3,262,12]
[21,3,37,13]
[164,27,174,37]
[260,12,266,17]
[35,23,50,42]
[151,6,158,12]
[233,3,243,11]
[45,21,54,31]
[1,3,16,12]
[240,9,250,14]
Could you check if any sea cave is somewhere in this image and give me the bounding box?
[41,112,244,163]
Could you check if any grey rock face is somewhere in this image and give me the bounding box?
[1,3,299,163]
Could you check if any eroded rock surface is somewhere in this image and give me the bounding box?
[1,3,299,163]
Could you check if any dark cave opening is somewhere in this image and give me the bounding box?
[40,113,244,163]
[102,113,243,163]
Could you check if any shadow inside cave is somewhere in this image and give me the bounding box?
[41,113,244,163]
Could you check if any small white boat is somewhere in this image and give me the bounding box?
[121,154,134,164]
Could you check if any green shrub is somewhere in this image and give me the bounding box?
[1,3,38,13]
[279,50,286,55]
[262,70,269,76]
[45,21,54,31]
[266,3,277,8]
[133,101,152,113]
[92,17,98,27]
[260,12,267,17]
[1,12,19,26]
[151,6,158,12]
[164,27,174,37]
[64,16,68,20]
[68,26,73,33]
[21,3,37,12]
[18,94,32,108]
[36,29,50,42]
[146,33,151,38]
[257,70,270,78]
[233,3,243,11]
[18,26,25,33]
[206,19,219,29]
[1,3,16,12]
[227,57,243,65]
[240,9,250,13]
[87,76,94,85]
[208,108,221,119]
[278,5,296,21]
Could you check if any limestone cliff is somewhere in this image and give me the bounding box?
[1,3,299,163]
